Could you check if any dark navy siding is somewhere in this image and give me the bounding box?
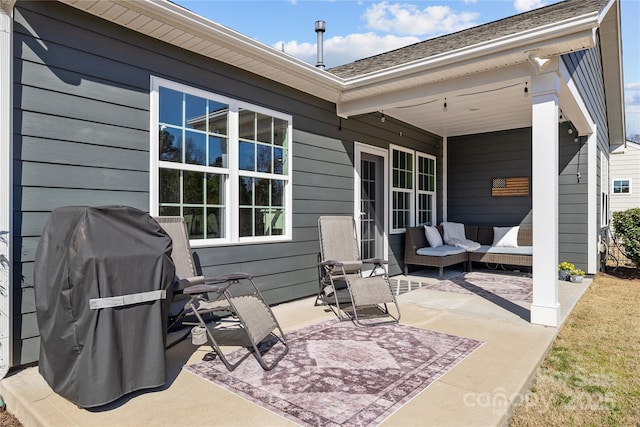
[12,2,440,365]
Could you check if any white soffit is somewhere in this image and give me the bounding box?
[59,0,344,103]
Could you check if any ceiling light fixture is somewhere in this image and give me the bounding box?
[380,111,385,123]
[443,98,448,112]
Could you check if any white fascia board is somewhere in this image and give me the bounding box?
[598,0,625,146]
[341,13,599,89]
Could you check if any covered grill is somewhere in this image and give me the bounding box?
[34,206,175,408]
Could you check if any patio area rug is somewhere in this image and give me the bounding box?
[425,272,533,302]
[184,320,483,427]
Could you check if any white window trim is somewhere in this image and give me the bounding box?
[150,76,293,247]
[389,145,436,234]
[612,178,632,195]
[390,144,415,234]
[416,153,437,227]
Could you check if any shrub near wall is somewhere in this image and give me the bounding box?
[612,208,640,268]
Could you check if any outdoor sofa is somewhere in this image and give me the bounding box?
[404,224,533,277]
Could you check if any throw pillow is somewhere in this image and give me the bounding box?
[493,226,520,247]
[424,226,443,248]
[442,222,466,245]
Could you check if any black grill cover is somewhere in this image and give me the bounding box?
[34,206,175,408]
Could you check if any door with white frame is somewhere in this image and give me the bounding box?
[354,142,388,267]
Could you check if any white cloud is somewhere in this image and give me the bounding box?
[363,2,479,36]
[514,0,549,13]
[625,83,640,135]
[274,33,420,68]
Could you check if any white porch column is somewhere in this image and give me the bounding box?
[530,72,561,327]
[0,0,15,379]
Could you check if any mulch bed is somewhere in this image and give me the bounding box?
[602,266,640,281]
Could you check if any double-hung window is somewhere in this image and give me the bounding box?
[612,179,631,194]
[417,153,436,226]
[390,145,436,233]
[150,77,292,246]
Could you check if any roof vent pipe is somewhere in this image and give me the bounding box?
[315,20,325,69]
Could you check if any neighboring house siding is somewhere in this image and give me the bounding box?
[610,144,640,212]
[12,2,439,365]
[562,34,609,269]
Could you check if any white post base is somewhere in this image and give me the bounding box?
[531,303,560,327]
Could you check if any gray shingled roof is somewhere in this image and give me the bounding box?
[328,0,609,78]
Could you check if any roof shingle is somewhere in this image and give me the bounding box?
[328,0,609,78]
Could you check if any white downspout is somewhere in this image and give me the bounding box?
[0,0,15,380]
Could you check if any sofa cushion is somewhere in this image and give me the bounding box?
[493,226,520,247]
[424,226,443,247]
[416,245,466,257]
[442,222,466,245]
[474,245,533,255]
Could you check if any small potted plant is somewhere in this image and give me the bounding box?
[569,268,585,283]
[558,261,574,281]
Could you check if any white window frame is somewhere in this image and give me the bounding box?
[390,145,436,234]
[612,178,631,195]
[390,144,414,234]
[150,76,293,247]
[416,153,437,227]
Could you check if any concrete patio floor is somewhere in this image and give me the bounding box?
[0,268,591,427]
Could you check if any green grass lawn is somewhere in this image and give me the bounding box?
[510,269,640,426]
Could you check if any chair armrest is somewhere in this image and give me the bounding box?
[203,272,255,283]
[182,283,229,296]
[362,258,388,265]
[320,260,344,268]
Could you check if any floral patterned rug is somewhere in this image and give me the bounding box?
[425,272,533,302]
[184,320,483,427]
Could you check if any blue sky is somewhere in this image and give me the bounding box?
[175,0,639,137]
